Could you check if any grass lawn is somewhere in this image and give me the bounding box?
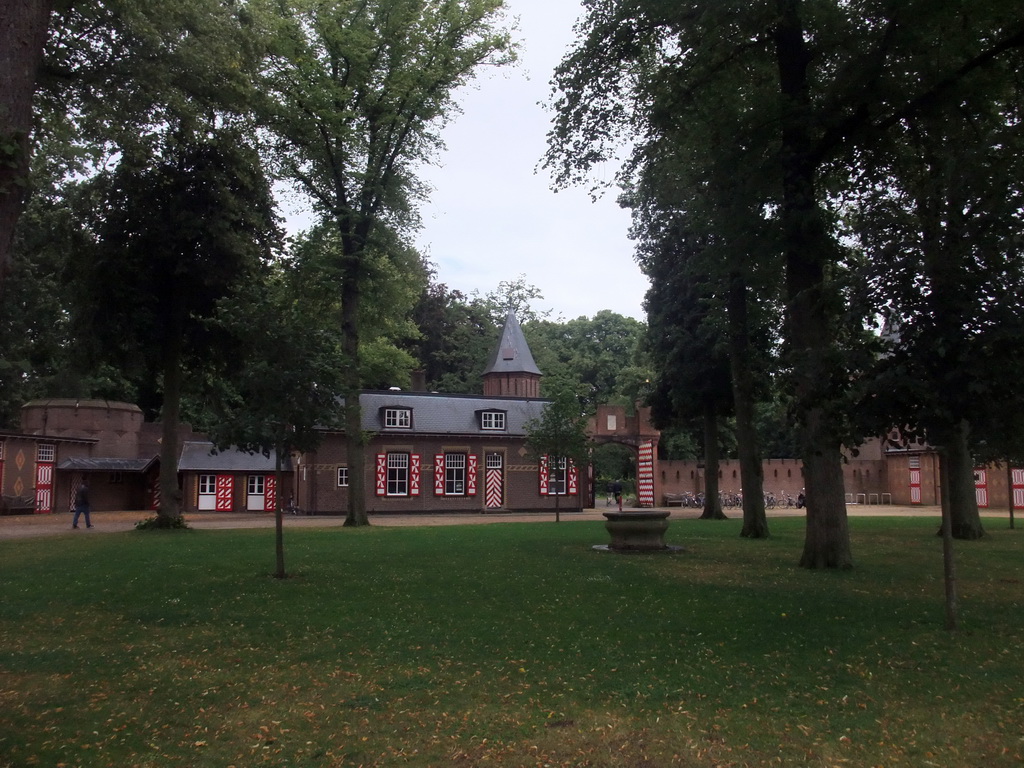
[1,517,1022,767]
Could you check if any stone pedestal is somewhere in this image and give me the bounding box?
[597,510,681,553]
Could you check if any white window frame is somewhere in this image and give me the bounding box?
[337,466,349,487]
[248,475,265,495]
[548,457,568,496]
[445,452,467,496]
[481,411,506,431]
[37,443,55,462]
[199,474,216,495]
[486,452,503,470]
[384,408,412,429]
[387,453,410,496]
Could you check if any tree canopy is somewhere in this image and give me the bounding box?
[547,0,1024,564]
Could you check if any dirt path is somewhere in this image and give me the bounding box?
[2,503,1008,540]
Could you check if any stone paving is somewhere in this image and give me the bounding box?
[2,503,1009,540]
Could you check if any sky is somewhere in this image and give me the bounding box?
[412,0,650,322]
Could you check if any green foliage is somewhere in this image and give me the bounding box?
[205,257,345,458]
[591,442,636,485]
[526,310,649,411]
[404,269,498,393]
[69,129,280,420]
[475,273,552,325]
[38,0,261,167]
[133,515,190,530]
[524,389,591,471]
[1,519,1022,765]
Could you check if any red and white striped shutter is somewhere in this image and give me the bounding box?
[467,454,478,496]
[410,454,421,496]
[375,454,387,496]
[215,474,234,511]
[265,475,277,511]
[434,453,446,496]
[1012,468,1024,510]
[148,475,160,510]
[909,468,922,504]
[568,462,578,496]
[974,468,989,508]
[539,455,549,496]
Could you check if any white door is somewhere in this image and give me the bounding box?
[247,475,266,511]
[198,474,217,510]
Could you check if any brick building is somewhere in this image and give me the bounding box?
[3,312,1020,515]
[292,311,585,514]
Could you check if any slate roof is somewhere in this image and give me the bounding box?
[358,391,550,436]
[58,456,158,472]
[482,310,542,376]
[177,441,289,472]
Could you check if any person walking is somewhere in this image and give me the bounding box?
[72,478,92,529]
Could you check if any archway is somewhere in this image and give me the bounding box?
[586,404,661,507]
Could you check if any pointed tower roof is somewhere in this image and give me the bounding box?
[483,310,542,377]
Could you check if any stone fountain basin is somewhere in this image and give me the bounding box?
[595,510,683,553]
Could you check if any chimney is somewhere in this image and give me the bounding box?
[410,370,428,392]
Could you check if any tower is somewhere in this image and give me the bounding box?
[482,310,542,398]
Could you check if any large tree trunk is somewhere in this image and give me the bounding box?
[728,273,768,538]
[943,419,984,540]
[0,0,52,293]
[775,0,851,567]
[700,402,726,520]
[798,411,852,568]
[157,305,184,523]
[938,448,959,630]
[340,255,369,527]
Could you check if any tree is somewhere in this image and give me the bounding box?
[525,310,649,411]
[406,269,498,394]
[477,274,552,325]
[852,49,1024,541]
[547,0,1024,568]
[0,0,53,291]
[254,0,515,527]
[72,131,280,525]
[0,186,139,426]
[525,389,591,522]
[643,225,732,522]
[626,121,777,536]
[208,257,345,578]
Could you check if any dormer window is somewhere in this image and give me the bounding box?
[478,410,506,431]
[382,407,412,429]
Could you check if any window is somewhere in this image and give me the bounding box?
[387,453,409,496]
[480,411,506,431]
[337,466,349,487]
[384,408,411,429]
[109,472,124,485]
[445,453,466,495]
[199,475,216,494]
[486,452,503,470]
[606,414,617,431]
[248,475,265,495]
[37,444,55,462]
[547,457,568,495]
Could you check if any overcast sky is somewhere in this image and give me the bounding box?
[413,0,649,322]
